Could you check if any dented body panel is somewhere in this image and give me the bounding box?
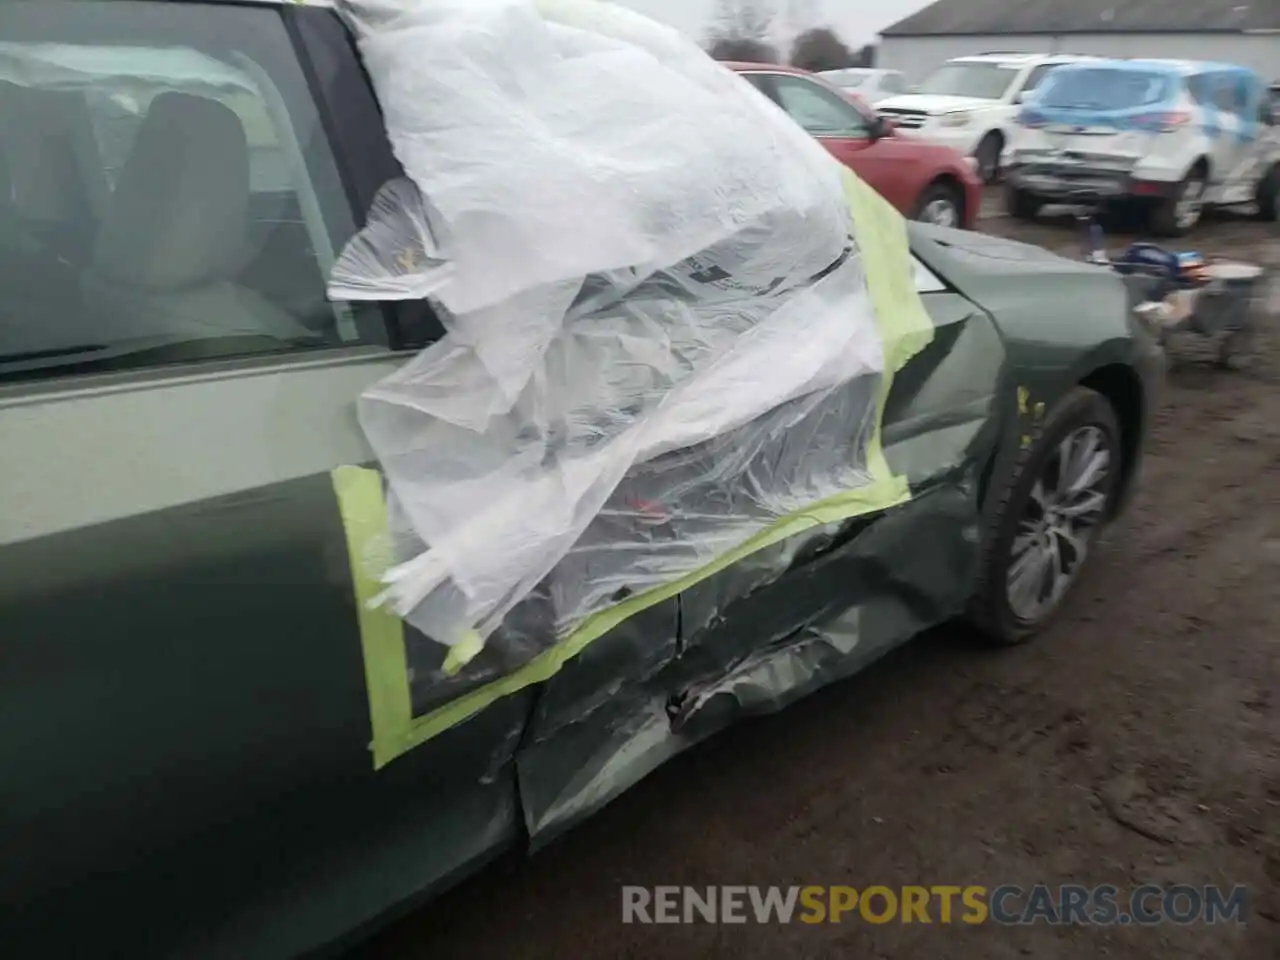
[0,3,1162,959]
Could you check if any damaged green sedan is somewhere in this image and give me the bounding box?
[0,0,1161,957]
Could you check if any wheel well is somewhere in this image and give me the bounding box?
[1188,155,1210,181]
[1079,364,1145,515]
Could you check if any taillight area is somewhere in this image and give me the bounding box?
[1016,109,1046,128]
[1131,110,1191,133]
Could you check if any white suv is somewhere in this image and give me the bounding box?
[875,53,1099,183]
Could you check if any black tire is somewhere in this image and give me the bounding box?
[1255,164,1279,222]
[1150,166,1207,237]
[913,180,965,228]
[1006,185,1043,222]
[967,387,1122,646]
[973,132,1003,184]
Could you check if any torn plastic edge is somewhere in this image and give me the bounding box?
[333,166,936,769]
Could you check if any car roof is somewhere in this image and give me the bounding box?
[949,52,1098,66]
[1049,57,1259,79]
[723,62,814,76]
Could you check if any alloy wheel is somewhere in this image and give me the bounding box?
[919,196,959,228]
[1005,425,1112,622]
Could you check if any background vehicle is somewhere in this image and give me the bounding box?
[817,67,908,105]
[0,1,1161,958]
[1005,59,1280,235]
[875,52,1099,183]
[729,62,982,229]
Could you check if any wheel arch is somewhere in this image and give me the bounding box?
[1078,362,1145,519]
[976,363,1145,521]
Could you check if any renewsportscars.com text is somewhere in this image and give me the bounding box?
[621,884,1250,925]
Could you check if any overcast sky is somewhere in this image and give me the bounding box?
[612,0,935,48]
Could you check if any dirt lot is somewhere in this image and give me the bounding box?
[354,198,1280,960]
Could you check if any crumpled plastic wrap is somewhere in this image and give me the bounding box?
[327,0,890,663]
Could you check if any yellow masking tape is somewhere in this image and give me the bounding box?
[331,465,411,770]
[338,167,937,767]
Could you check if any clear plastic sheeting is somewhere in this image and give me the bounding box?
[328,0,892,662]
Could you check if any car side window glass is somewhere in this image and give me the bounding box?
[1208,73,1235,113]
[0,0,383,385]
[1018,64,1055,98]
[882,73,905,94]
[740,72,776,99]
[771,75,871,137]
[1225,75,1250,118]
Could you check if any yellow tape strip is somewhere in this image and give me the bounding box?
[336,167,937,767]
[331,465,411,770]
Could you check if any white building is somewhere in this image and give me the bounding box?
[877,0,1280,84]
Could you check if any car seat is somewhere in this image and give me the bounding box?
[81,91,311,348]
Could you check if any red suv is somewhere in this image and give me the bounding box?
[728,63,981,229]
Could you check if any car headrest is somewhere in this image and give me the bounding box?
[91,92,250,291]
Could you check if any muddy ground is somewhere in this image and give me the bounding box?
[353,198,1280,960]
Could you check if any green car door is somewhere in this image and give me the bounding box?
[0,3,547,956]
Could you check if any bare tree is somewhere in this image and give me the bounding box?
[852,43,877,68]
[789,26,856,73]
[707,0,776,44]
[707,37,779,63]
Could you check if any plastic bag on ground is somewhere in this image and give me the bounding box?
[328,0,891,663]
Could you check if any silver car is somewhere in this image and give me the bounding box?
[818,67,908,105]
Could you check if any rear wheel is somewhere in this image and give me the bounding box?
[973,131,1003,184]
[967,387,1121,645]
[1255,164,1279,222]
[1006,185,1043,222]
[914,180,964,228]
[1150,166,1206,237]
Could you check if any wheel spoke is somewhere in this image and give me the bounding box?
[1058,428,1095,492]
[1058,489,1106,520]
[1053,525,1087,569]
[1068,444,1109,496]
[1036,537,1059,604]
[1008,542,1050,612]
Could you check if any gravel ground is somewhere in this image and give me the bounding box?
[352,194,1280,960]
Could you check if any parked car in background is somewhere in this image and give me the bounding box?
[729,63,982,229]
[1,2,1162,958]
[876,52,1099,183]
[818,67,908,105]
[1005,59,1280,235]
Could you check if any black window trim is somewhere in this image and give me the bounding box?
[288,2,448,353]
[284,3,444,352]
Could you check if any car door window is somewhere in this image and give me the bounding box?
[771,75,871,137]
[0,0,384,385]
[1210,73,1238,114]
[1017,63,1056,99]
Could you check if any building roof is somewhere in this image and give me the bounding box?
[881,0,1280,37]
